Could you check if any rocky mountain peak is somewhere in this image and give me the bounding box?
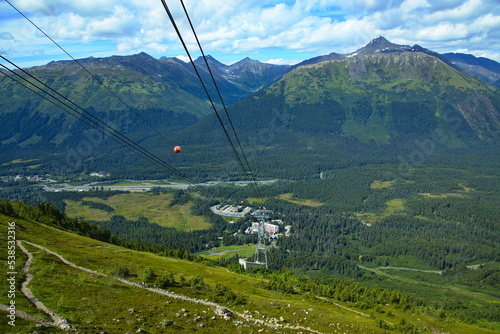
[194,54,225,65]
[232,57,262,67]
[353,36,412,55]
[367,36,395,48]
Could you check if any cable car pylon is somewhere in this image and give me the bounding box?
[252,208,273,269]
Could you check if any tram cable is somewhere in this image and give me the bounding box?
[160,0,265,206]
[0,57,209,195]
[3,0,214,195]
[4,0,174,147]
[177,0,264,205]
[4,0,267,205]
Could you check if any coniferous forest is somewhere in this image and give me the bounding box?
[1,153,498,331]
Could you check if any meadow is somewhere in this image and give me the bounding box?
[2,207,498,334]
[64,192,211,231]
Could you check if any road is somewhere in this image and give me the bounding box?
[43,180,277,192]
[358,265,443,275]
[206,245,257,256]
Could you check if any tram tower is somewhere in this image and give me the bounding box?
[252,208,273,268]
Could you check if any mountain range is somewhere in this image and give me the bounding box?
[0,37,498,178]
[292,36,500,87]
[227,37,500,145]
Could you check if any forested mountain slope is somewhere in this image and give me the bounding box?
[0,38,498,180]
[172,39,499,179]
[0,52,289,172]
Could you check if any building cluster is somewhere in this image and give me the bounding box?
[245,221,278,235]
[1,174,53,182]
[89,171,109,177]
[244,219,292,237]
[210,204,292,240]
[210,204,253,218]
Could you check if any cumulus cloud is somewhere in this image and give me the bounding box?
[175,54,189,62]
[266,57,301,65]
[14,0,121,16]
[86,6,137,38]
[424,0,491,23]
[1,0,499,65]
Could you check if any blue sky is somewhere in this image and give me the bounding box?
[1,0,499,68]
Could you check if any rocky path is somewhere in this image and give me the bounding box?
[314,296,371,318]
[17,240,324,333]
[0,302,52,325]
[315,296,395,326]
[16,240,74,331]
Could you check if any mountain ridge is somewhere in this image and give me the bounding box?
[19,36,500,89]
[442,52,500,87]
[0,51,291,156]
[194,55,292,92]
[0,37,498,177]
[172,39,499,179]
[235,47,500,144]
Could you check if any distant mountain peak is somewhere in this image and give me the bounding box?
[442,52,500,87]
[193,55,227,68]
[233,57,261,66]
[353,36,411,55]
[366,36,394,48]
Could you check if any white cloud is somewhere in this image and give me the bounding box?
[86,6,137,38]
[144,42,167,54]
[175,55,189,62]
[14,0,120,16]
[266,58,300,65]
[327,0,396,16]
[416,23,470,41]
[424,0,491,24]
[400,0,430,12]
[1,0,498,67]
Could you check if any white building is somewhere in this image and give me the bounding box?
[210,205,252,218]
[265,223,279,234]
[239,258,266,270]
[244,222,279,234]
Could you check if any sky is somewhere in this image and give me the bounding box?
[0,0,499,68]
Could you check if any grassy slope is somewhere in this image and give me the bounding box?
[0,214,376,333]
[2,214,498,334]
[268,53,499,144]
[277,193,325,207]
[64,192,211,231]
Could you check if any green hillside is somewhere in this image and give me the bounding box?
[0,204,493,333]
[0,39,498,334]
[0,55,207,156]
[0,52,290,164]
[245,52,500,145]
[165,49,500,181]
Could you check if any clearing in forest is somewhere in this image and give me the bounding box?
[355,198,405,223]
[277,193,325,207]
[64,193,211,231]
